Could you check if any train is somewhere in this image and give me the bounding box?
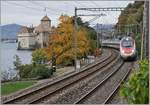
[120,36,137,60]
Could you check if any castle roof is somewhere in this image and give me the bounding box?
[18,15,51,34]
[41,15,51,21]
[18,26,34,34]
[34,24,51,33]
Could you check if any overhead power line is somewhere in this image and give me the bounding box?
[77,13,106,17]
[5,1,42,12]
[77,7,125,11]
[28,1,61,15]
[5,1,60,16]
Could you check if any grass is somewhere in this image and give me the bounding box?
[1,81,37,95]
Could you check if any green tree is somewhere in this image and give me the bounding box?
[32,48,47,65]
[76,17,97,40]
[13,55,22,71]
[117,1,144,57]
[12,50,53,79]
[75,16,97,54]
[117,1,144,33]
[120,59,149,104]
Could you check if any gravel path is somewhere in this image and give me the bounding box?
[107,88,128,104]
[107,60,137,104]
[80,62,133,104]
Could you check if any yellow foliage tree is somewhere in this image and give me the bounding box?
[45,15,91,65]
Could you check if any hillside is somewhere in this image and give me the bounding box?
[116,1,144,56]
[0,24,23,39]
[116,1,144,33]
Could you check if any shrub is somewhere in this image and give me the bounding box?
[13,55,22,71]
[1,70,10,81]
[19,64,33,78]
[18,64,53,79]
[94,48,101,57]
[120,59,149,104]
[13,53,53,79]
[31,65,53,79]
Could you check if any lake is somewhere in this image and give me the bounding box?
[0,42,95,79]
[0,42,32,78]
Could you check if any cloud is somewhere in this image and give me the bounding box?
[1,1,134,26]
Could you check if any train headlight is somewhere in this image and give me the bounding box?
[132,49,134,53]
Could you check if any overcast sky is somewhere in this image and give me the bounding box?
[1,0,134,27]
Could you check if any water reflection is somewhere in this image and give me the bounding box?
[0,42,32,78]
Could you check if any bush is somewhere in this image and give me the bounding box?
[62,59,74,66]
[1,70,10,81]
[13,53,53,79]
[31,65,53,79]
[19,64,53,79]
[120,59,149,104]
[94,48,101,57]
[19,64,34,78]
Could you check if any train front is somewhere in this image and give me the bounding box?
[120,37,136,60]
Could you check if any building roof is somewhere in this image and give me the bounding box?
[34,24,51,33]
[18,15,51,34]
[41,15,51,21]
[18,26,34,34]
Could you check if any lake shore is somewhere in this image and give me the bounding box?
[1,42,32,79]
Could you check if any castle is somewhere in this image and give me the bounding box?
[17,15,52,50]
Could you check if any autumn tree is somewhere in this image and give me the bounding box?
[73,16,97,54]
[45,15,91,65]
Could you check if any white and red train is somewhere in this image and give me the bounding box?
[120,37,137,60]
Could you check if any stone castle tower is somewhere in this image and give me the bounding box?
[17,15,52,50]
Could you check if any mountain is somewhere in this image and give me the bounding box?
[0,24,23,39]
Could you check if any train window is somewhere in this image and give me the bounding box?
[121,40,133,47]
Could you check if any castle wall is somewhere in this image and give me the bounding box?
[28,34,36,49]
[17,16,51,50]
[43,32,50,46]
[18,33,35,50]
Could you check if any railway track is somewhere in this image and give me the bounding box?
[2,49,110,103]
[32,50,121,104]
[43,56,123,104]
[2,48,133,104]
[74,62,133,104]
[2,49,117,104]
[103,63,134,104]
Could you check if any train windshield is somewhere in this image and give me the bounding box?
[121,40,133,47]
